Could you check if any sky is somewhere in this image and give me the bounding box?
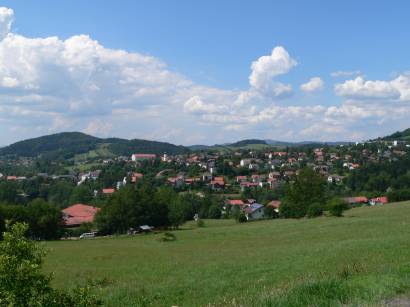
[1,1,410,145]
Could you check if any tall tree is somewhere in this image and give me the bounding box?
[280,168,326,218]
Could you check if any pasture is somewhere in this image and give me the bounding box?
[45,202,410,306]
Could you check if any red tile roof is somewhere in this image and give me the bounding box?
[343,196,368,204]
[227,199,245,206]
[62,204,100,226]
[267,200,281,208]
[131,172,144,183]
[132,154,156,159]
[370,196,388,204]
[102,188,115,194]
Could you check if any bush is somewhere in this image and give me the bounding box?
[158,232,176,242]
[0,222,102,306]
[263,206,277,219]
[237,212,247,223]
[307,202,324,218]
[327,198,349,217]
[387,188,410,202]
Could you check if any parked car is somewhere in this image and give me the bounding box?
[79,232,96,239]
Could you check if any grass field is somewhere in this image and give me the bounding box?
[44,202,410,306]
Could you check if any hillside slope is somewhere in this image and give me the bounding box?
[382,128,410,141]
[45,202,410,306]
[0,132,189,159]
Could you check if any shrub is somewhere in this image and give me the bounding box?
[0,222,102,306]
[387,188,410,202]
[327,198,349,217]
[158,232,176,242]
[237,212,247,223]
[307,202,324,218]
[264,206,276,219]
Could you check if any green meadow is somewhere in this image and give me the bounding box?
[45,202,410,306]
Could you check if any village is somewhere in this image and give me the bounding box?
[1,138,408,232]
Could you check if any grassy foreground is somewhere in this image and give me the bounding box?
[45,202,410,306]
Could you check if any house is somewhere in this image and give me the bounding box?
[6,176,17,181]
[327,175,344,184]
[131,172,144,183]
[62,204,100,227]
[202,172,213,182]
[267,200,281,213]
[343,196,368,205]
[369,196,388,206]
[226,199,245,207]
[269,171,281,179]
[248,163,259,170]
[236,175,247,182]
[272,152,287,157]
[240,159,252,167]
[102,188,115,195]
[131,153,156,161]
[243,203,265,221]
[210,177,225,190]
[168,176,185,188]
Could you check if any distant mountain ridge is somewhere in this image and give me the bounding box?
[0,132,189,159]
[0,132,359,159]
[188,138,353,150]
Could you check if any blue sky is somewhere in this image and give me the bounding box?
[1,1,410,145]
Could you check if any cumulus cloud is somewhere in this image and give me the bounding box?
[249,46,296,95]
[0,7,13,40]
[300,77,324,93]
[1,6,410,145]
[335,75,410,101]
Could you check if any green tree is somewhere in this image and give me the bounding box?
[327,198,349,217]
[0,222,102,306]
[69,184,94,205]
[0,180,18,204]
[168,198,189,229]
[95,186,138,234]
[280,168,326,218]
[26,198,63,240]
[48,181,75,207]
[207,203,222,219]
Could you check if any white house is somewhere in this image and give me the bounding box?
[240,159,252,167]
[243,203,265,221]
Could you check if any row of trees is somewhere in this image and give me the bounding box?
[95,184,221,234]
[0,199,62,240]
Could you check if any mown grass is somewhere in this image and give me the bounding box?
[44,202,410,306]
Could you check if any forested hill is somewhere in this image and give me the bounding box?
[381,128,410,141]
[229,139,268,147]
[0,132,190,159]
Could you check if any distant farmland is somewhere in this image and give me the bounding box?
[45,202,410,306]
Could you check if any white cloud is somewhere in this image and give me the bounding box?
[331,70,361,78]
[249,46,296,95]
[0,7,13,40]
[300,77,324,93]
[335,75,410,101]
[183,96,226,114]
[1,6,410,145]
